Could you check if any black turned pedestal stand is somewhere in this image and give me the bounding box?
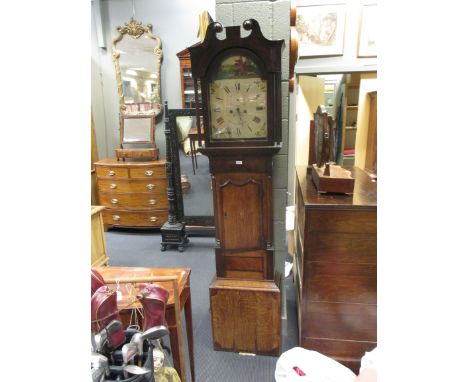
[160,101,189,252]
[161,220,188,252]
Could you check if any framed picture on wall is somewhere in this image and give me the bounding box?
[358,4,377,57]
[296,3,346,57]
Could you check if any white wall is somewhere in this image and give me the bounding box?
[294,0,377,74]
[296,75,324,166]
[91,0,216,159]
[354,73,377,169]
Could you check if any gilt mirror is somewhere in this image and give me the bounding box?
[112,18,163,116]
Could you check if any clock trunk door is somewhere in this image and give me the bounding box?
[215,174,265,251]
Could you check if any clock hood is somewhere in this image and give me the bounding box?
[188,19,284,79]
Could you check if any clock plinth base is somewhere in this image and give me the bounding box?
[209,276,281,356]
[308,164,355,194]
[160,221,189,252]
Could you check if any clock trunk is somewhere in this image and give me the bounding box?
[210,157,274,279]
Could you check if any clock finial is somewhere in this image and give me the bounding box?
[213,22,223,33]
[243,19,253,30]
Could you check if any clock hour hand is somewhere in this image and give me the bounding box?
[236,107,244,126]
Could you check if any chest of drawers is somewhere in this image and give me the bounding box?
[94,158,168,229]
[294,166,377,374]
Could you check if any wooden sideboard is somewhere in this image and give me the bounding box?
[95,158,168,230]
[294,165,377,373]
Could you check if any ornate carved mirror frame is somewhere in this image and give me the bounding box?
[111,18,163,116]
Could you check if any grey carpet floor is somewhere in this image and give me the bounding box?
[105,230,298,382]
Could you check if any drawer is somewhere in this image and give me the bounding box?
[102,209,168,228]
[98,193,168,209]
[300,337,376,362]
[305,232,376,264]
[129,166,165,179]
[302,301,376,342]
[306,209,376,234]
[304,262,376,304]
[98,179,167,193]
[96,166,129,179]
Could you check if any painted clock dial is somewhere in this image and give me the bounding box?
[208,54,267,140]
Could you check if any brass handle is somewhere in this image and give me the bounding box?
[149,216,158,222]
[146,184,155,190]
[148,199,157,205]
[110,184,117,189]
[145,170,154,176]
[111,198,119,204]
[108,170,116,176]
[112,215,120,221]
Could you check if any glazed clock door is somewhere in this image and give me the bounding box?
[208,52,268,142]
[207,53,269,142]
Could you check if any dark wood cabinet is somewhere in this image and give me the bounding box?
[176,48,201,109]
[294,165,377,373]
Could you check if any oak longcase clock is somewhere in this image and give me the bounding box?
[189,19,284,280]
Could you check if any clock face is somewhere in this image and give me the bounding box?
[208,55,267,141]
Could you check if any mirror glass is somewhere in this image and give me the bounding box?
[168,108,214,235]
[176,115,214,228]
[112,18,163,116]
[297,71,377,174]
[122,116,154,143]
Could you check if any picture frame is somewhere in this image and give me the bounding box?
[296,3,346,57]
[358,4,377,57]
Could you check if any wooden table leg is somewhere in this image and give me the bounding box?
[169,324,182,379]
[184,291,195,382]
